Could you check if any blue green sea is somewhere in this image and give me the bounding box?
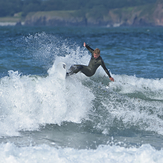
[0,26,163,162]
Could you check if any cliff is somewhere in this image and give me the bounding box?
[25,11,87,26]
[104,3,163,27]
[24,2,163,27]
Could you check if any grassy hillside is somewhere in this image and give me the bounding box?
[0,0,157,17]
[1,0,162,27]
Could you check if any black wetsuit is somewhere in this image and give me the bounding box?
[67,44,111,78]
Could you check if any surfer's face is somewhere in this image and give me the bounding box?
[93,53,100,59]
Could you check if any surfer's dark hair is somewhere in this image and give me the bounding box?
[94,48,100,55]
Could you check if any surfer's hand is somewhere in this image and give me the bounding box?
[83,42,86,47]
[109,77,114,82]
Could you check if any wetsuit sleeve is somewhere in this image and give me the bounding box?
[101,59,112,78]
[85,44,94,56]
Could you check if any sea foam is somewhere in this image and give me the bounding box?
[0,143,163,163]
[0,60,94,137]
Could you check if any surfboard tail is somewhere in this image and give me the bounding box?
[56,62,67,79]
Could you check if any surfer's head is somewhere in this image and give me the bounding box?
[93,48,100,59]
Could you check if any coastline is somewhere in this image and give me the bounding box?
[0,22,17,26]
[1,2,163,27]
[0,16,24,26]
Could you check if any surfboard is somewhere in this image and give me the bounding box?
[56,62,66,79]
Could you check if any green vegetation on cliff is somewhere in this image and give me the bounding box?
[1,0,162,26]
[0,0,157,17]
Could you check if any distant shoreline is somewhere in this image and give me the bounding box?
[0,16,24,26]
[1,2,163,28]
[0,21,25,26]
[0,22,16,26]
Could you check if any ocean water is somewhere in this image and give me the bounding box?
[0,26,163,162]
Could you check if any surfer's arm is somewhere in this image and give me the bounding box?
[101,59,114,82]
[83,42,94,55]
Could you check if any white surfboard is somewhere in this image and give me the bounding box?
[56,62,66,80]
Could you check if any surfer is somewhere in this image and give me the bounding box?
[67,42,114,82]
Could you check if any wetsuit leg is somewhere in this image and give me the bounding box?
[66,65,84,76]
[66,65,94,77]
[80,67,93,77]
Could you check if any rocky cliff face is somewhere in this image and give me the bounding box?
[153,3,163,26]
[25,11,87,26]
[24,2,163,27]
[105,2,163,27]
